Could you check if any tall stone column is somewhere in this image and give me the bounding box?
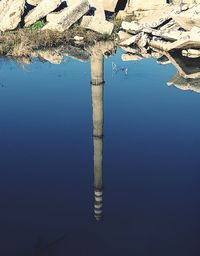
[91,52,104,221]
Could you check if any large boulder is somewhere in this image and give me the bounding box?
[42,0,90,32]
[0,0,25,32]
[25,0,61,27]
[81,16,114,35]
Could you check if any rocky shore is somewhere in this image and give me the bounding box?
[1,0,200,61]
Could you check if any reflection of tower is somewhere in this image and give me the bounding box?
[91,53,104,221]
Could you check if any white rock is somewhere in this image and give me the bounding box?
[74,36,84,41]
[92,0,105,20]
[118,31,132,41]
[0,0,25,32]
[43,0,90,32]
[121,21,143,32]
[182,48,200,58]
[81,16,114,35]
[120,35,139,46]
[25,0,61,27]
[172,4,200,30]
[123,5,188,31]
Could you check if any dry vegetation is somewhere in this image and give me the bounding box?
[0,25,113,57]
[0,12,133,58]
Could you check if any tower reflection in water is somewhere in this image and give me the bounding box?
[90,42,115,221]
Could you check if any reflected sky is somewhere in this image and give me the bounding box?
[0,48,200,256]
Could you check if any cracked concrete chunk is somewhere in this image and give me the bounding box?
[91,0,106,20]
[182,48,200,58]
[25,0,61,27]
[118,31,132,41]
[172,4,200,30]
[120,34,140,46]
[43,0,90,32]
[81,16,114,35]
[123,5,188,31]
[0,0,25,32]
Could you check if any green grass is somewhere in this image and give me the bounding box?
[30,20,45,30]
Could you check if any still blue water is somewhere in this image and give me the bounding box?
[0,50,199,256]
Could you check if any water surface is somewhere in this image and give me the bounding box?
[0,48,200,256]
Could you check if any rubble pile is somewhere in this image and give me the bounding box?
[0,0,118,35]
[118,3,200,59]
[115,3,200,94]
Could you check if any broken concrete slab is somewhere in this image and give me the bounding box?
[123,4,188,32]
[120,31,149,48]
[118,31,132,41]
[122,2,188,31]
[0,0,25,32]
[149,36,200,52]
[159,19,176,31]
[172,4,200,30]
[43,0,90,32]
[121,21,143,33]
[137,32,149,48]
[91,0,106,20]
[144,27,188,41]
[25,0,61,27]
[150,50,162,59]
[182,48,200,58]
[81,16,114,35]
[120,34,140,46]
